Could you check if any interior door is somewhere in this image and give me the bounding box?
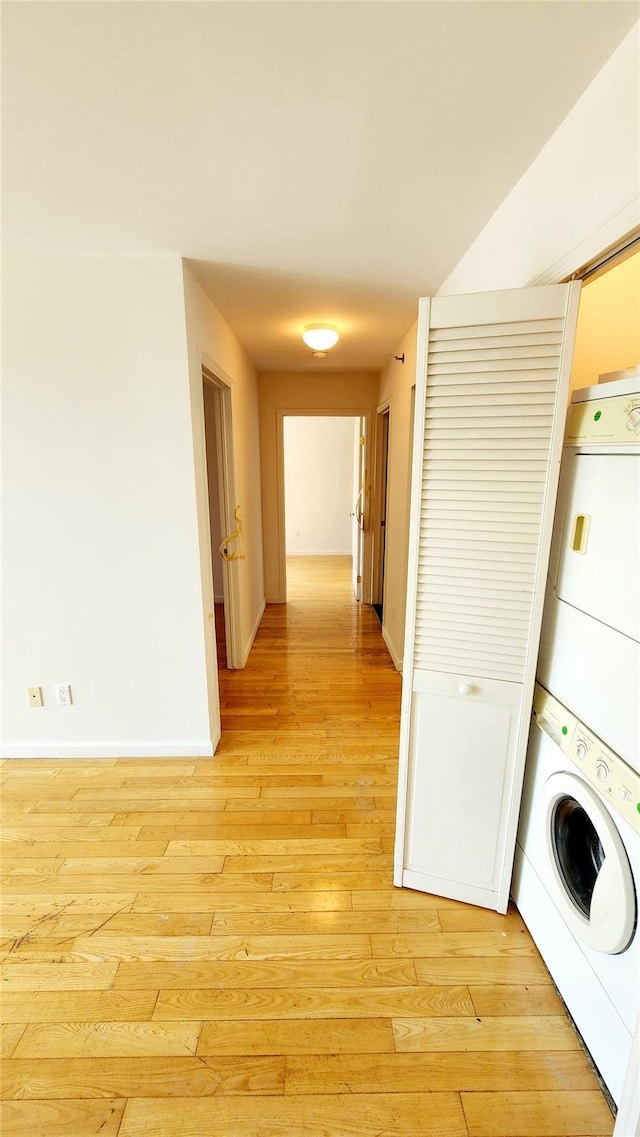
[351,417,366,602]
[373,408,390,617]
[394,283,581,912]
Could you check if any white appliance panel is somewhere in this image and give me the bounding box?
[538,575,640,773]
[555,453,639,642]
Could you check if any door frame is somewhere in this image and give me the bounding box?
[274,407,375,603]
[202,365,242,670]
[371,401,391,616]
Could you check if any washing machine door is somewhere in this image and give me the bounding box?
[543,772,636,954]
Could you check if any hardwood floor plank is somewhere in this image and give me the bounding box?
[71,786,261,800]
[1,1025,26,1058]
[154,984,472,1020]
[0,1099,126,1137]
[1,991,157,1024]
[113,959,417,990]
[210,909,441,934]
[414,958,555,986]
[1,1056,285,1099]
[223,853,392,873]
[57,856,225,875]
[167,837,382,855]
[0,894,138,915]
[112,810,309,826]
[224,795,377,811]
[130,889,353,913]
[0,826,142,842]
[460,1090,614,1136]
[197,1017,395,1055]
[1,913,135,940]
[469,985,566,1016]
[392,1016,580,1052]
[1,872,274,894]
[439,905,527,932]
[141,824,350,841]
[351,889,463,911]
[284,1051,601,1094]
[371,930,538,958]
[13,1021,201,1059]
[0,963,119,991]
[50,932,373,962]
[3,841,169,858]
[118,1092,467,1136]
[272,870,396,891]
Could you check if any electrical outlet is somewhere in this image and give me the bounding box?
[55,684,72,706]
[27,686,43,707]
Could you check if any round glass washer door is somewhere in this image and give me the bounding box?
[542,772,636,954]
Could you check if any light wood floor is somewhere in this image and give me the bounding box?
[0,557,613,1136]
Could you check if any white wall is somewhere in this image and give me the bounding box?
[379,23,639,673]
[439,24,640,295]
[182,265,265,677]
[284,417,355,555]
[377,325,418,671]
[1,257,211,757]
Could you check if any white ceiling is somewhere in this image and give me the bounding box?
[3,2,637,371]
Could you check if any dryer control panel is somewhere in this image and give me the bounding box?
[533,684,640,836]
[567,374,640,446]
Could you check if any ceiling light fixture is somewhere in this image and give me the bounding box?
[302,325,339,352]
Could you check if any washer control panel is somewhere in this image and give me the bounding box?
[533,684,640,836]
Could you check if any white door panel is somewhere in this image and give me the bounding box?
[351,417,366,602]
[394,283,581,912]
[405,675,519,901]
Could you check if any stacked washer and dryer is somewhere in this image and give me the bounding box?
[512,370,640,1109]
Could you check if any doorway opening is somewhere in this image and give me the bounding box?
[202,368,241,670]
[282,415,366,602]
[372,405,390,626]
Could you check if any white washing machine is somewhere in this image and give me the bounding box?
[513,685,640,1106]
[537,373,640,770]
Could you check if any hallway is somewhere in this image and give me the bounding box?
[0,558,613,1136]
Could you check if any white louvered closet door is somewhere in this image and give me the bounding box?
[394,284,581,913]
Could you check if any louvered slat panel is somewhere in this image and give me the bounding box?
[429,318,564,341]
[413,316,562,682]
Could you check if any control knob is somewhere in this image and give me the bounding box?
[626,407,640,432]
[574,738,588,761]
[595,759,610,782]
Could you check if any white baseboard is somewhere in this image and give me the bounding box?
[1,740,214,759]
[286,550,351,557]
[382,626,403,673]
[241,598,266,667]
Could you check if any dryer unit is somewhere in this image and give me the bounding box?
[537,373,640,770]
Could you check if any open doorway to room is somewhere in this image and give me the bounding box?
[372,405,390,626]
[202,368,241,670]
[283,415,364,600]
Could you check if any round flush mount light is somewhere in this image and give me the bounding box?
[302,325,339,352]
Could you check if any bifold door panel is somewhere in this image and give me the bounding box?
[394,283,581,912]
